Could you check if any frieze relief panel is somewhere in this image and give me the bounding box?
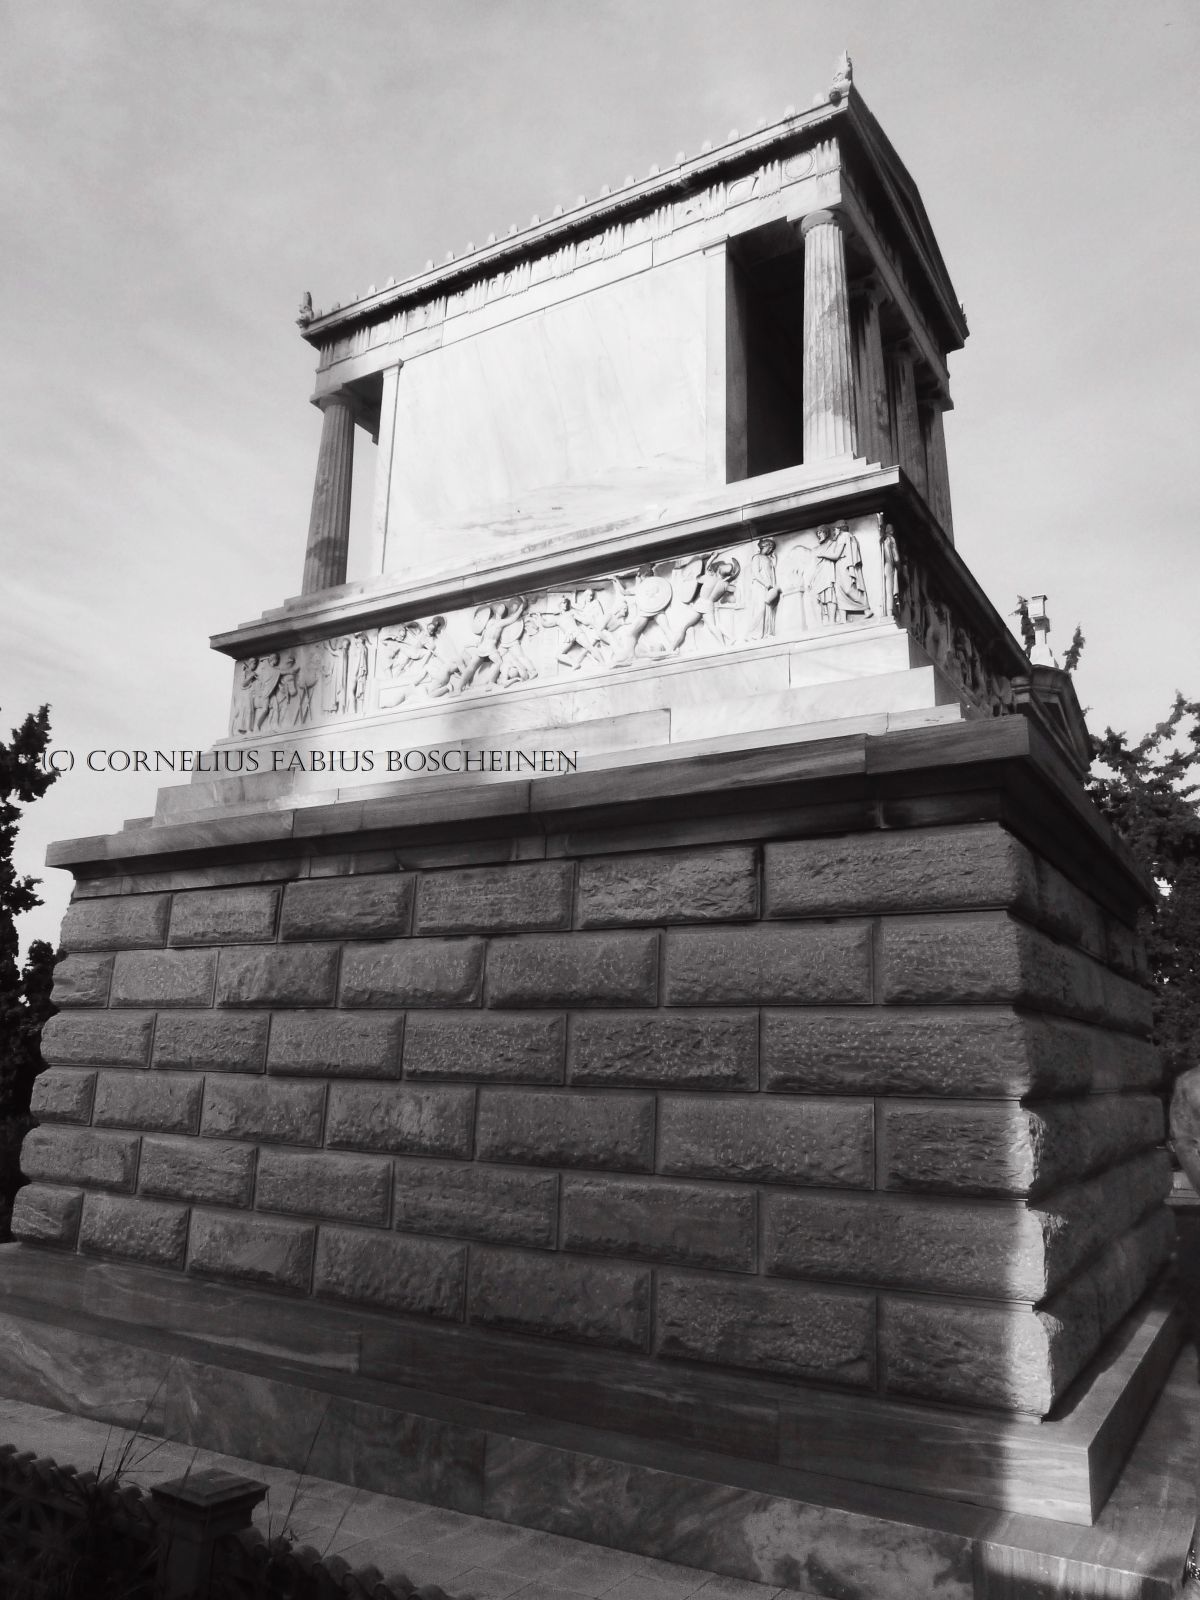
[228,515,1013,737]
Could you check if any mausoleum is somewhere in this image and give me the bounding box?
[4,55,1187,1600]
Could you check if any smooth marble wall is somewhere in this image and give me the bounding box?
[384,256,709,571]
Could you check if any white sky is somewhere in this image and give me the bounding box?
[3,0,1198,954]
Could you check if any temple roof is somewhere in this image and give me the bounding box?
[300,62,968,357]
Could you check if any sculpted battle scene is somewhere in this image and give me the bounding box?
[4,50,1192,1600]
[231,516,1012,740]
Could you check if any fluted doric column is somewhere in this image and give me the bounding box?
[850,276,891,466]
[301,393,356,595]
[886,340,926,496]
[800,209,857,462]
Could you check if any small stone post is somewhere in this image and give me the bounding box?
[800,209,858,462]
[301,393,356,594]
[151,1467,267,1599]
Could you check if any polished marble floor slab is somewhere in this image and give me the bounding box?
[0,1397,823,1600]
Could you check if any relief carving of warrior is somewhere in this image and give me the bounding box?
[664,555,741,653]
[606,568,673,666]
[460,598,534,691]
[538,595,611,671]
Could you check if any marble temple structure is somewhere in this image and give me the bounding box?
[2,57,1186,1600]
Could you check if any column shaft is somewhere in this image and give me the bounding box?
[369,365,402,575]
[301,395,356,595]
[923,404,955,540]
[801,210,858,461]
[851,281,891,465]
[887,344,926,496]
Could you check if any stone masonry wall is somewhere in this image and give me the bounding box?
[14,821,1170,1417]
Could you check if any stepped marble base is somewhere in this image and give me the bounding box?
[0,1249,1191,1600]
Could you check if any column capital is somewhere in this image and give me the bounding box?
[850,272,887,310]
[799,207,844,238]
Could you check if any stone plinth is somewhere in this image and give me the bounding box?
[11,719,1174,1534]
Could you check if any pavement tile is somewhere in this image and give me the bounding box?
[600,1577,707,1600]
[505,1584,596,1600]
[487,1531,603,1579]
[341,1542,477,1587]
[451,1567,534,1600]
[544,1548,648,1595]
[690,1579,782,1600]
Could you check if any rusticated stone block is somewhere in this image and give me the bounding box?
[314,1226,466,1317]
[655,1271,874,1385]
[879,914,1136,1029]
[1101,968,1155,1036]
[880,913,1026,1007]
[880,1102,1055,1197]
[110,948,216,1008]
[659,1096,873,1188]
[764,1191,1055,1300]
[881,1095,1165,1197]
[93,1072,203,1136]
[188,1211,315,1292]
[10,1184,83,1247]
[326,1084,473,1158]
[476,1089,654,1171]
[200,1076,325,1146]
[487,932,659,1008]
[880,1289,1096,1415]
[568,1011,757,1090]
[761,1010,1095,1098]
[20,1126,139,1192]
[416,863,572,933]
[280,875,414,941]
[41,1012,154,1069]
[256,1148,391,1226]
[577,847,758,928]
[664,924,871,1006]
[267,1012,404,1078]
[79,1193,188,1268]
[1035,859,1107,958]
[60,894,170,952]
[468,1247,651,1351]
[561,1175,755,1270]
[1107,919,1148,982]
[1091,1210,1174,1335]
[393,1161,558,1248]
[216,945,339,1008]
[139,1136,255,1207]
[51,954,113,1007]
[1090,1029,1161,1090]
[403,1013,564,1084]
[1031,1151,1172,1289]
[765,825,1037,920]
[29,1069,95,1125]
[340,939,483,1007]
[169,886,280,946]
[152,1012,269,1073]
